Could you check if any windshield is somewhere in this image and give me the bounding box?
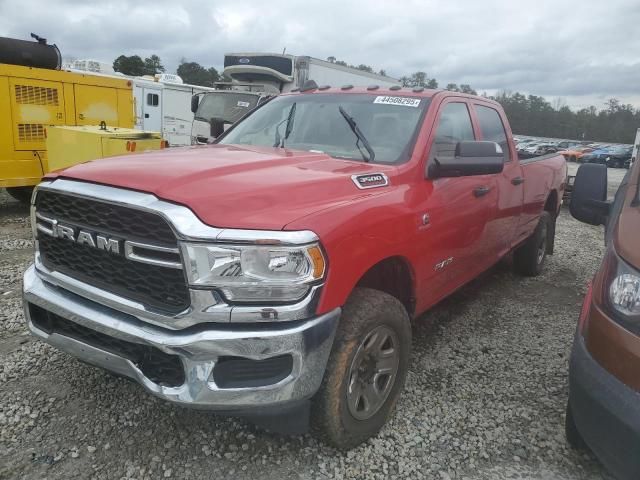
[196,93,259,124]
[218,93,430,164]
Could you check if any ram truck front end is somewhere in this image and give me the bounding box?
[23,179,339,431]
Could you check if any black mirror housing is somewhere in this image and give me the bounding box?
[190,95,199,114]
[429,141,504,178]
[570,164,610,225]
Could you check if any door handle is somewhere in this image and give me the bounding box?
[144,113,150,118]
[511,176,524,185]
[473,186,491,197]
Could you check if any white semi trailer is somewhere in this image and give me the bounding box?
[191,53,400,143]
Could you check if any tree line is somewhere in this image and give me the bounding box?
[113,54,639,144]
[113,54,222,86]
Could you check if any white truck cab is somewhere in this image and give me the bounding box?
[190,87,272,144]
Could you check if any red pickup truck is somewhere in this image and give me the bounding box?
[22,85,566,448]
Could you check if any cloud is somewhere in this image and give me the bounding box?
[1,0,639,108]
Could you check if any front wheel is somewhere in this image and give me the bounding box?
[6,186,34,204]
[513,211,552,276]
[311,288,412,449]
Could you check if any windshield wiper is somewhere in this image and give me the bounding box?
[273,102,296,148]
[338,106,375,163]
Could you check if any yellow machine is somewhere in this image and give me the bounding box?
[46,125,165,172]
[0,63,136,200]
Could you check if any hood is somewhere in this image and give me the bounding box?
[52,144,396,230]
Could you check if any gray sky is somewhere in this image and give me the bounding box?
[1,0,639,109]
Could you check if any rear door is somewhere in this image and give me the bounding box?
[471,103,523,255]
[142,87,162,132]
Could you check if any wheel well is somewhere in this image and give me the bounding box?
[355,257,415,316]
[544,190,558,216]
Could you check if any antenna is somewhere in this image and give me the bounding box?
[282,47,286,55]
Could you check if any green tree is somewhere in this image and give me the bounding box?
[143,54,165,75]
[176,60,219,87]
[356,64,373,73]
[460,84,477,95]
[113,55,145,76]
[446,83,460,92]
[403,71,438,89]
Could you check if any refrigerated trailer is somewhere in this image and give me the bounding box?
[223,53,400,92]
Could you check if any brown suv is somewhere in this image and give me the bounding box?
[567,161,640,479]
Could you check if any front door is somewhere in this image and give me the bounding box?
[416,99,499,302]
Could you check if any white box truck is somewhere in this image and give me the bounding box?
[132,74,216,146]
[191,52,400,143]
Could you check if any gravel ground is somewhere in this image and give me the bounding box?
[0,165,627,480]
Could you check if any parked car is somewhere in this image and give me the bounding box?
[580,148,613,164]
[521,143,559,157]
[560,146,594,162]
[605,146,633,169]
[22,86,566,448]
[566,163,640,479]
[556,140,582,150]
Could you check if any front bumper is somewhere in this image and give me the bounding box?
[569,335,640,480]
[23,264,339,411]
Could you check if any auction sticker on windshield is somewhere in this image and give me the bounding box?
[373,96,421,107]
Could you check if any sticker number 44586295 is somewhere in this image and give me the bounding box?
[373,96,421,107]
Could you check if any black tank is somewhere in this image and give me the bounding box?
[0,34,61,70]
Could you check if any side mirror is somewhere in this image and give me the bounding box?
[570,164,610,225]
[191,95,199,114]
[429,141,504,178]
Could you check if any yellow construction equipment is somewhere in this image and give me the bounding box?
[45,125,165,172]
[0,63,136,201]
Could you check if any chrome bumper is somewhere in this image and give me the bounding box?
[23,265,339,410]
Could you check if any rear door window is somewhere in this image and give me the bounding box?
[475,105,511,161]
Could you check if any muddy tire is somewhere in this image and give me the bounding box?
[311,287,412,449]
[514,211,551,276]
[6,186,34,204]
[565,400,588,450]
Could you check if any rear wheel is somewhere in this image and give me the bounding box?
[311,288,411,449]
[514,211,551,276]
[5,186,34,204]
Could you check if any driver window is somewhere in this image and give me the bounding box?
[429,102,475,162]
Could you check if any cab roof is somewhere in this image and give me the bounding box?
[282,85,500,107]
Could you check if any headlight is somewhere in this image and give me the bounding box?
[610,274,640,316]
[603,247,640,326]
[183,243,326,303]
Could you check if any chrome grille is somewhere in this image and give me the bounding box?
[35,189,190,314]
